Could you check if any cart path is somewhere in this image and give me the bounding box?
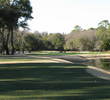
[46,55,110,80]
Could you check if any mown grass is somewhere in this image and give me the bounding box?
[28,51,110,56]
[0,62,110,100]
[0,56,49,62]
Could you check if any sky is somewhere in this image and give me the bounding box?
[28,0,110,33]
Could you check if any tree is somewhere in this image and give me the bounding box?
[98,20,109,29]
[0,0,33,55]
[48,33,65,51]
[14,30,28,54]
[101,37,110,51]
[79,37,97,51]
[96,26,107,40]
[72,25,82,32]
[96,20,110,51]
[64,39,80,51]
[24,33,44,52]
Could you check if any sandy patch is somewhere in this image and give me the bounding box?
[0,58,71,64]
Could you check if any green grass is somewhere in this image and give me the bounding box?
[0,62,110,100]
[0,56,50,62]
[28,51,110,56]
[93,59,110,71]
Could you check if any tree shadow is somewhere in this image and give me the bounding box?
[0,62,109,100]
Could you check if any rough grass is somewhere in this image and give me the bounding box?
[0,62,110,100]
[93,59,110,71]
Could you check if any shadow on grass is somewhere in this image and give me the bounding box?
[0,62,110,100]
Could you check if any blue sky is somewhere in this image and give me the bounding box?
[29,0,110,33]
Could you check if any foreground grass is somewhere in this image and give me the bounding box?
[0,62,110,100]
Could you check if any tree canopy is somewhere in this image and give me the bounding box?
[0,0,33,55]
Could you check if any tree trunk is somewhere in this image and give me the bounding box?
[10,28,15,55]
[5,45,10,55]
[0,28,10,55]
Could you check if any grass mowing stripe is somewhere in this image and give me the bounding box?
[0,58,109,99]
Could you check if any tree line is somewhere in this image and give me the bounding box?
[12,31,65,53]
[65,20,110,51]
[1,20,110,55]
[0,1,110,55]
[11,20,110,54]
